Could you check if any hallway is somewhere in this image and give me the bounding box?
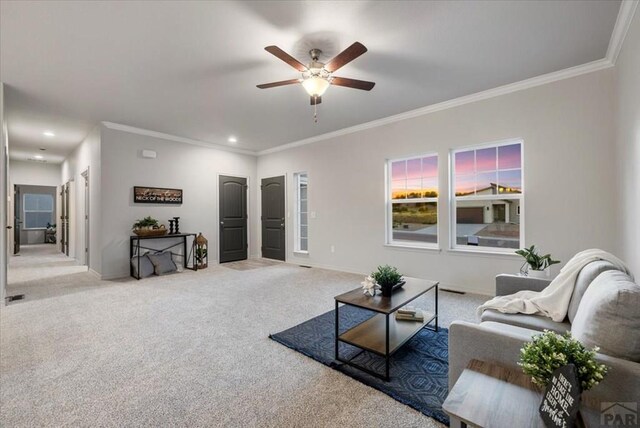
[7,244,91,304]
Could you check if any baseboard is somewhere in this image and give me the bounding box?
[286,261,493,296]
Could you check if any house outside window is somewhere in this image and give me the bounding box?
[387,154,438,247]
[294,172,308,252]
[23,193,54,229]
[450,140,523,252]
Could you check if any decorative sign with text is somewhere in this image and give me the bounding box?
[133,187,183,204]
[539,364,581,428]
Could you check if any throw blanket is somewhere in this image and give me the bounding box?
[477,249,631,322]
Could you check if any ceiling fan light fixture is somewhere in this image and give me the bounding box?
[302,76,330,97]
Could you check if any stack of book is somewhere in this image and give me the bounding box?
[395,306,425,322]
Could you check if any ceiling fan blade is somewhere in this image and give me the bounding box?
[264,46,308,72]
[256,79,301,89]
[330,77,375,91]
[310,96,322,105]
[324,42,368,72]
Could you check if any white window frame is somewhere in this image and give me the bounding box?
[23,193,54,230]
[449,138,524,254]
[294,172,308,254]
[386,153,439,249]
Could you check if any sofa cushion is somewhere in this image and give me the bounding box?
[131,254,155,278]
[571,270,640,362]
[147,251,178,276]
[567,260,618,323]
[481,309,570,334]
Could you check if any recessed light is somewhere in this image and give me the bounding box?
[39,148,46,151]
[228,136,238,144]
[43,131,55,137]
[34,154,44,159]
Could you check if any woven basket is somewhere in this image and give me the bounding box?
[133,228,168,237]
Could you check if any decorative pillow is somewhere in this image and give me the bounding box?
[571,270,640,362]
[131,254,155,278]
[147,251,178,276]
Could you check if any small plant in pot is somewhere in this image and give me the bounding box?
[519,330,608,391]
[516,245,560,278]
[371,265,405,297]
[132,216,166,236]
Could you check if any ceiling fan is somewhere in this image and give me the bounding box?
[257,42,375,108]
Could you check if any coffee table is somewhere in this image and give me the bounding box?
[334,277,439,381]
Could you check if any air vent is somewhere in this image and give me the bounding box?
[6,294,25,302]
[27,157,47,163]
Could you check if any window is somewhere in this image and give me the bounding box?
[451,140,523,252]
[294,172,308,252]
[24,193,54,229]
[387,154,438,247]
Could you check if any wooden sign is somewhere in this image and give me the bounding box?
[133,187,183,204]
[539,364,581,428]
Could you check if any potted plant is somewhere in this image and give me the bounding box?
[195,247,208,269]
[515,245,560,278]
[132,216,166,236]
[371,265,404,297]
[519,330,608,391]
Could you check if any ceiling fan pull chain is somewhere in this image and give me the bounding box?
[314,97,318,123]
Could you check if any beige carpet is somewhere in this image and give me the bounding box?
[1,248,487,427]
[222,258,282,271]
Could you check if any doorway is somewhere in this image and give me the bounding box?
[218,175,248,263]
[261,175,285,261]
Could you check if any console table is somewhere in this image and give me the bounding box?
[129,233,197,279]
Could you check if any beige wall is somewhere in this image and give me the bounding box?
[99,127,258,279]
[258,69,617,294]
[61,126,101,271]
[0,82,7,304]
[615,8,640,276]
[10,160,60,187]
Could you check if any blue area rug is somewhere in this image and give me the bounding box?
[269,305,450,425]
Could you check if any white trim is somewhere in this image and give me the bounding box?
[446,248,520,259]
[383,243,441,253]
[101,122,257,156]
[258,59,612,156]
[293,172,308,253]
[606,0,639,64]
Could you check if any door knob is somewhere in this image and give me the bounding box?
[220,221,224,226]
[6,226,12,229]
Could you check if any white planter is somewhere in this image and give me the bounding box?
[528,269,550,279]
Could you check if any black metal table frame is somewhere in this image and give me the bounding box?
[129,233,198,279]
[334,283,438,381]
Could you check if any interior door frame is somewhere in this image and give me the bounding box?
[81,168,90,267]
[259,173,287,262]
[216,173,251,263]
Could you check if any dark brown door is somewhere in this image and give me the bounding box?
[219,175,248,263]
[261,176,285,261]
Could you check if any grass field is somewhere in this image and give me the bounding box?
[392,203,437,226]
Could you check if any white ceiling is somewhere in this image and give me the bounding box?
[0,0,622,161]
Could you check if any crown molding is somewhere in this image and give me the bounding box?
[101,122,257,156]
[606,0,638,64]
[257,58,613,156]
